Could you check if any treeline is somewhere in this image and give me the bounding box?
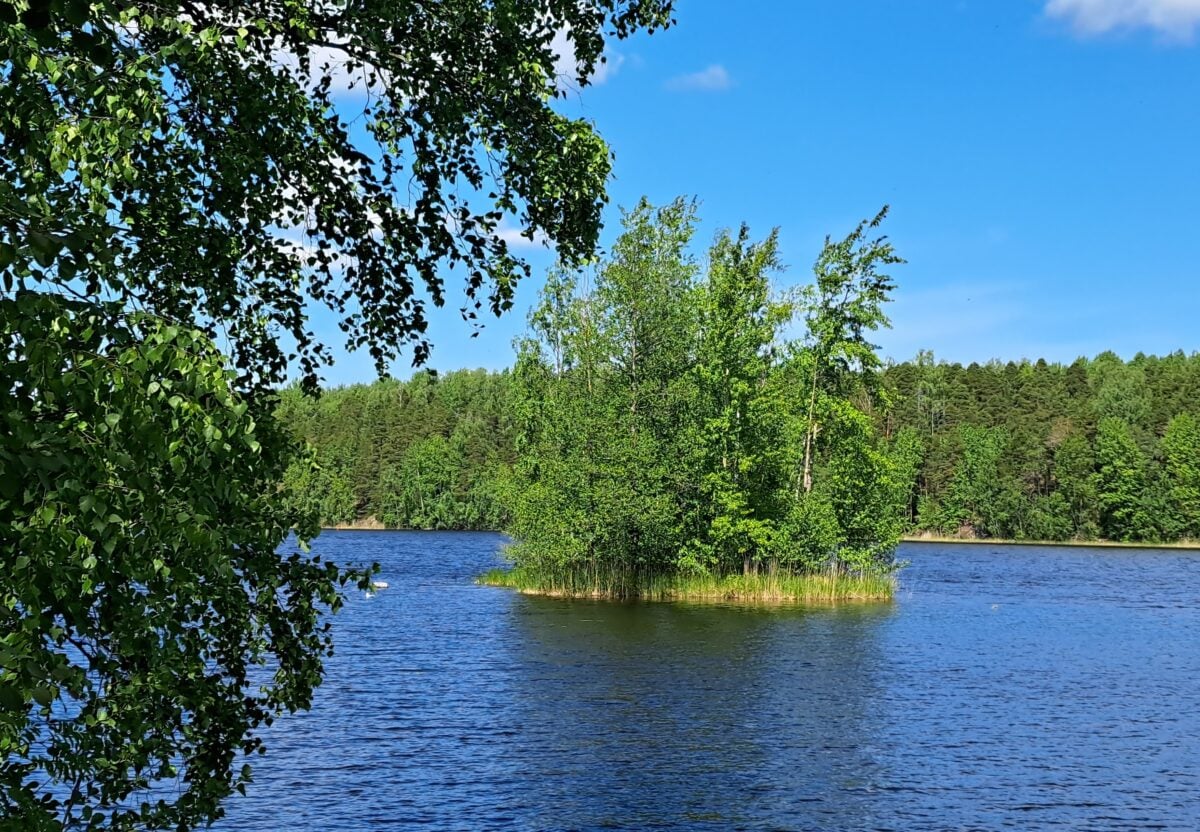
[277,369,515,530]
[280,351,1200,547]
[878,351,1200,542]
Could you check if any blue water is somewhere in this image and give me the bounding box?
[219,533,1200,830]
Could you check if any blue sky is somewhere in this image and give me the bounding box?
[315,0,1200,385]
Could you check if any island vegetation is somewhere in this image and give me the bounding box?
[492,200,908,599]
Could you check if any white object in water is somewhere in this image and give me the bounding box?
[372,580,389,590]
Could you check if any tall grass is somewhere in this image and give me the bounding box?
[477,565,894,604]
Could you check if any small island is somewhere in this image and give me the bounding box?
[478,200,908,602]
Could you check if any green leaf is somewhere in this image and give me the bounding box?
[28,231,62,267]
[65,0,91,26]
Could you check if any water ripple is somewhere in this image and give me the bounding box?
[218,534,1200,831]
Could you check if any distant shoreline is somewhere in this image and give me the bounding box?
[317,524,1200,551]
[321,521,503,533]
[901,535,1200,551]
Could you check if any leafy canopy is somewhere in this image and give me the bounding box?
[1,0,674,385]
[1,1,674,828]
[2,295,341,830]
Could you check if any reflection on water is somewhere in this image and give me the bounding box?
[499,598,892,829]
[220,533,1200,831]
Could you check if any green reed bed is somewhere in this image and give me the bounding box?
[478,566,894,603]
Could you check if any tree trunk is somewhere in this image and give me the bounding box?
[801,360,819,494]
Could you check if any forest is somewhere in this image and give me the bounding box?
[880,350,1200,542]
[278,369,516,532]
[283,351,1200,546]
[281,282,1200,552]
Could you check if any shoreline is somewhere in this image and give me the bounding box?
[321,519,503,533]
[901,535,1200,551]
[318,526,1200,552]
[476,568,895,605]
[317,525,1200,552]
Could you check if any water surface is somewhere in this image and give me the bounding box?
[220,533,1200,830]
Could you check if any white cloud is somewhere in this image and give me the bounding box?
[1045,0,1200,38]
[273,44,387,98]
[166,4,377,95]
[550,28,624,90]
[664,64,733,92]
[442,211,549,251]
[496,219,550,250]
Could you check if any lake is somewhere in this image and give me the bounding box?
[220,532,1200,831]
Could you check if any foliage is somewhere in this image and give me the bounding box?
[1161,413,1200,539]
[686,222,791,574]
[880,350,1200,543]
[2,0,675,826]
[506,198,699,590]
[502,199,909,597]
[1095,417,1158,542]
[0,296,362,830]
[1054,433,1100,539]
[277,369,515,530]
[797,207,903,493]
[1,0,675,383]
[935,426,1019,538]
[376,435,497,530]
[807,400,910,570]
[279,450,358,529]
[888,428,925,526]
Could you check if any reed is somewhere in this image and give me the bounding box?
[478,566,894,604]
